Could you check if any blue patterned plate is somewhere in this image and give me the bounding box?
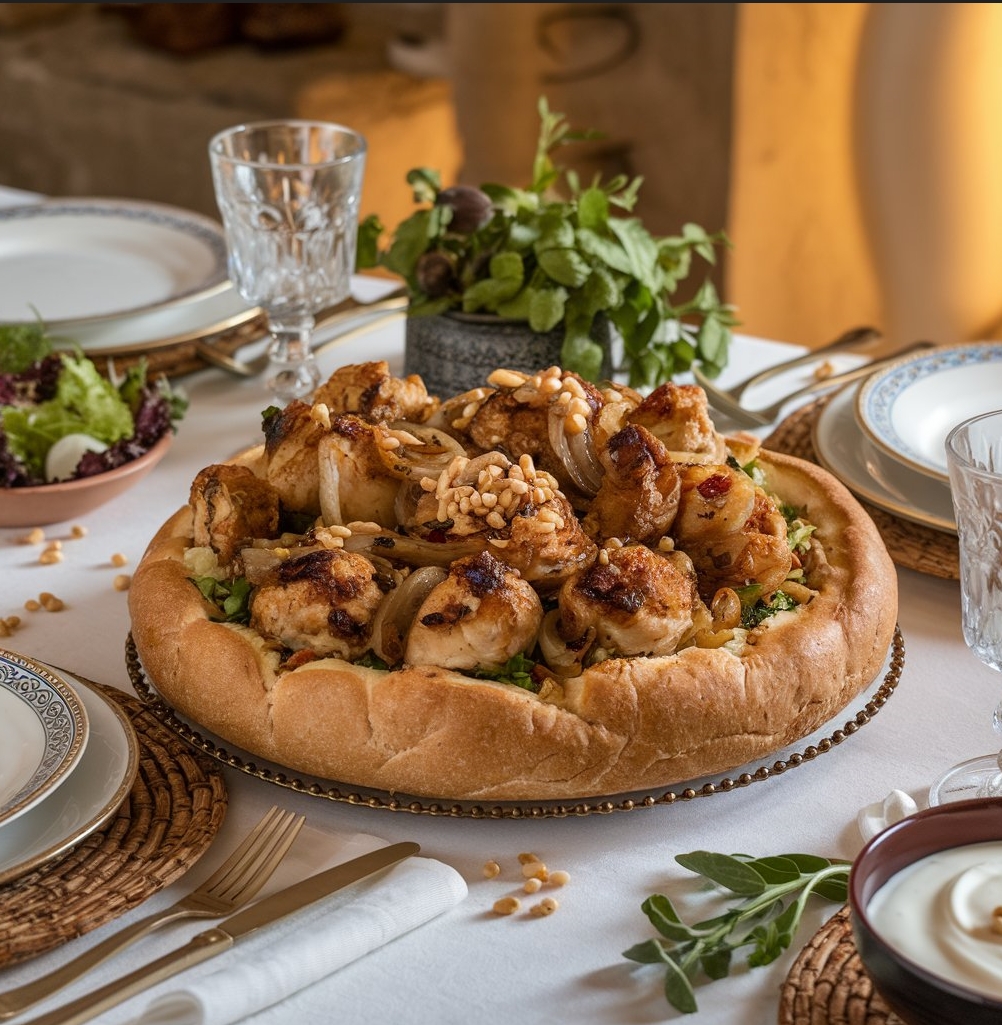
[0,651,88,828]
[855,343,1002,483]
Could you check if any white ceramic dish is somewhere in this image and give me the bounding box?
[0,198,230,326]
[0,670,139,886]
[55,281,260,355]
[855,342,1002,484]
[0,651,88,828]
[813,380,957,534]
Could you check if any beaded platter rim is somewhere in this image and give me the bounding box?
[126,626,904,820]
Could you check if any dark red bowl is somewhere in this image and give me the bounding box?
[849,797,1002,1025]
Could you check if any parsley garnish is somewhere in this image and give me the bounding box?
[624,851,849,1014]
[191,576,252,624]
[473,652,538,691]
[735,585,798,629]
[354,651,390,671]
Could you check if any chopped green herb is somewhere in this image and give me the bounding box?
[473,652,538,691]
[191,575,252,624]
[354,651,390,671]
[624,850,850,1014]
[740,590,797,630]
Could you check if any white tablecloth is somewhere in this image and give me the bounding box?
[0,188,990,1025]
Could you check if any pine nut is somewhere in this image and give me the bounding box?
[483,860,501,879]
[113,574,132,592]
[548,870,570,887]
[39,550,63,565]
[71,525,87,538]
[111,553,128,567]
[530,897,559,916]
[492,896,521,916]
[517,853,540,865]
[521,861,548,881]
[24,599,41,612]
[523,878,542,893]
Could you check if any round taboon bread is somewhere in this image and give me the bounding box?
[129,370,898,802]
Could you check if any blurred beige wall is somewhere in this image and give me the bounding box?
[728,3,877,348]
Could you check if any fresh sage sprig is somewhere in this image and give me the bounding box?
[623,850,850,1014]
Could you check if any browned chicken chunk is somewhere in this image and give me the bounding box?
[557,544,707,658]
[582,424,681,544]
[628,382,727,461]
[250,548,384,659]
[313,360,438,423]
[262,401,327,516]
[190,464,281,564]
[405,550,543,670]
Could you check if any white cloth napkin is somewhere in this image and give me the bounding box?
[135,852,467,1025]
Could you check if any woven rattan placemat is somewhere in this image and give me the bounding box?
[0,684,228,966]
[778,906,904,1025]
[763,395,959,580]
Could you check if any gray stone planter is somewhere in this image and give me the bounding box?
[403,311,615,399]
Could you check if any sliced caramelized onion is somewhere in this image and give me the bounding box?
[343,530,486,567]
[240,546,284,584]
[537,609,593,678]
[547,405,603,496]
[377,421,467,481]
[370,566,447,664]
[317,436,344,526]
[393,480,424,528]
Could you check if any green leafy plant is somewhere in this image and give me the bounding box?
[624,850,849,1014]
[357,97,738,389]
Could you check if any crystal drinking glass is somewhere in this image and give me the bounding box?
[208,120,366,404]
[929,408,1002,804]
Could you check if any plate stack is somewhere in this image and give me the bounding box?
[0,198,263,374]
[811,342,1002,537]
[0,649,139,887]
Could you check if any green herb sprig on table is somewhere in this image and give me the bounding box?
[624,850,849,1014]
[357,96,738,389]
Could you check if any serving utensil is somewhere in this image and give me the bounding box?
[195,291,408,377]
[17,841,420,1025]
[693,335,938,429]
[0,805,305,1021]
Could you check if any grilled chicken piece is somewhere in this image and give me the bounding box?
[466,376,604,499]
[628,382,727,462]
[317,414,401,528]
[673,464,758,544]
[404,550,543,671]
[262,401,327,516]
[313,360,439,423]
[250,548,384,659]
[557,545,708,658]
[582,424,681,544]
[685,490,793,597]
[501,495,598,590]
[190,464,281,564]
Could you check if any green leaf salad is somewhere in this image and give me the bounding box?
[0,319,187,487]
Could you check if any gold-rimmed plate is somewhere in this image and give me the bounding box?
[0,651,88,829]
[813,381,956,534]
[0,669,139,886]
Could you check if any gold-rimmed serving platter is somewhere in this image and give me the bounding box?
[126,627,905,820]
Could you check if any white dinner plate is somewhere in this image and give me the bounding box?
[813,380,957,534]
[0,651,88,828]
[855,342,1002,484]
[57,280,260,355]
[0,198,230,326]
[0,670,139,886]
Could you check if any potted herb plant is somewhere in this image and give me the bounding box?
[356,97,737,398]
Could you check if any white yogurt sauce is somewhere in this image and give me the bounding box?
[867,841,1002,999]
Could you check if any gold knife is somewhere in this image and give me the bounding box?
[17,841,420,1025]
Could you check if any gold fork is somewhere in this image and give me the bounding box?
[0,805,305,1020]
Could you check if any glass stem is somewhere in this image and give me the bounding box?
[266,311,322,405]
